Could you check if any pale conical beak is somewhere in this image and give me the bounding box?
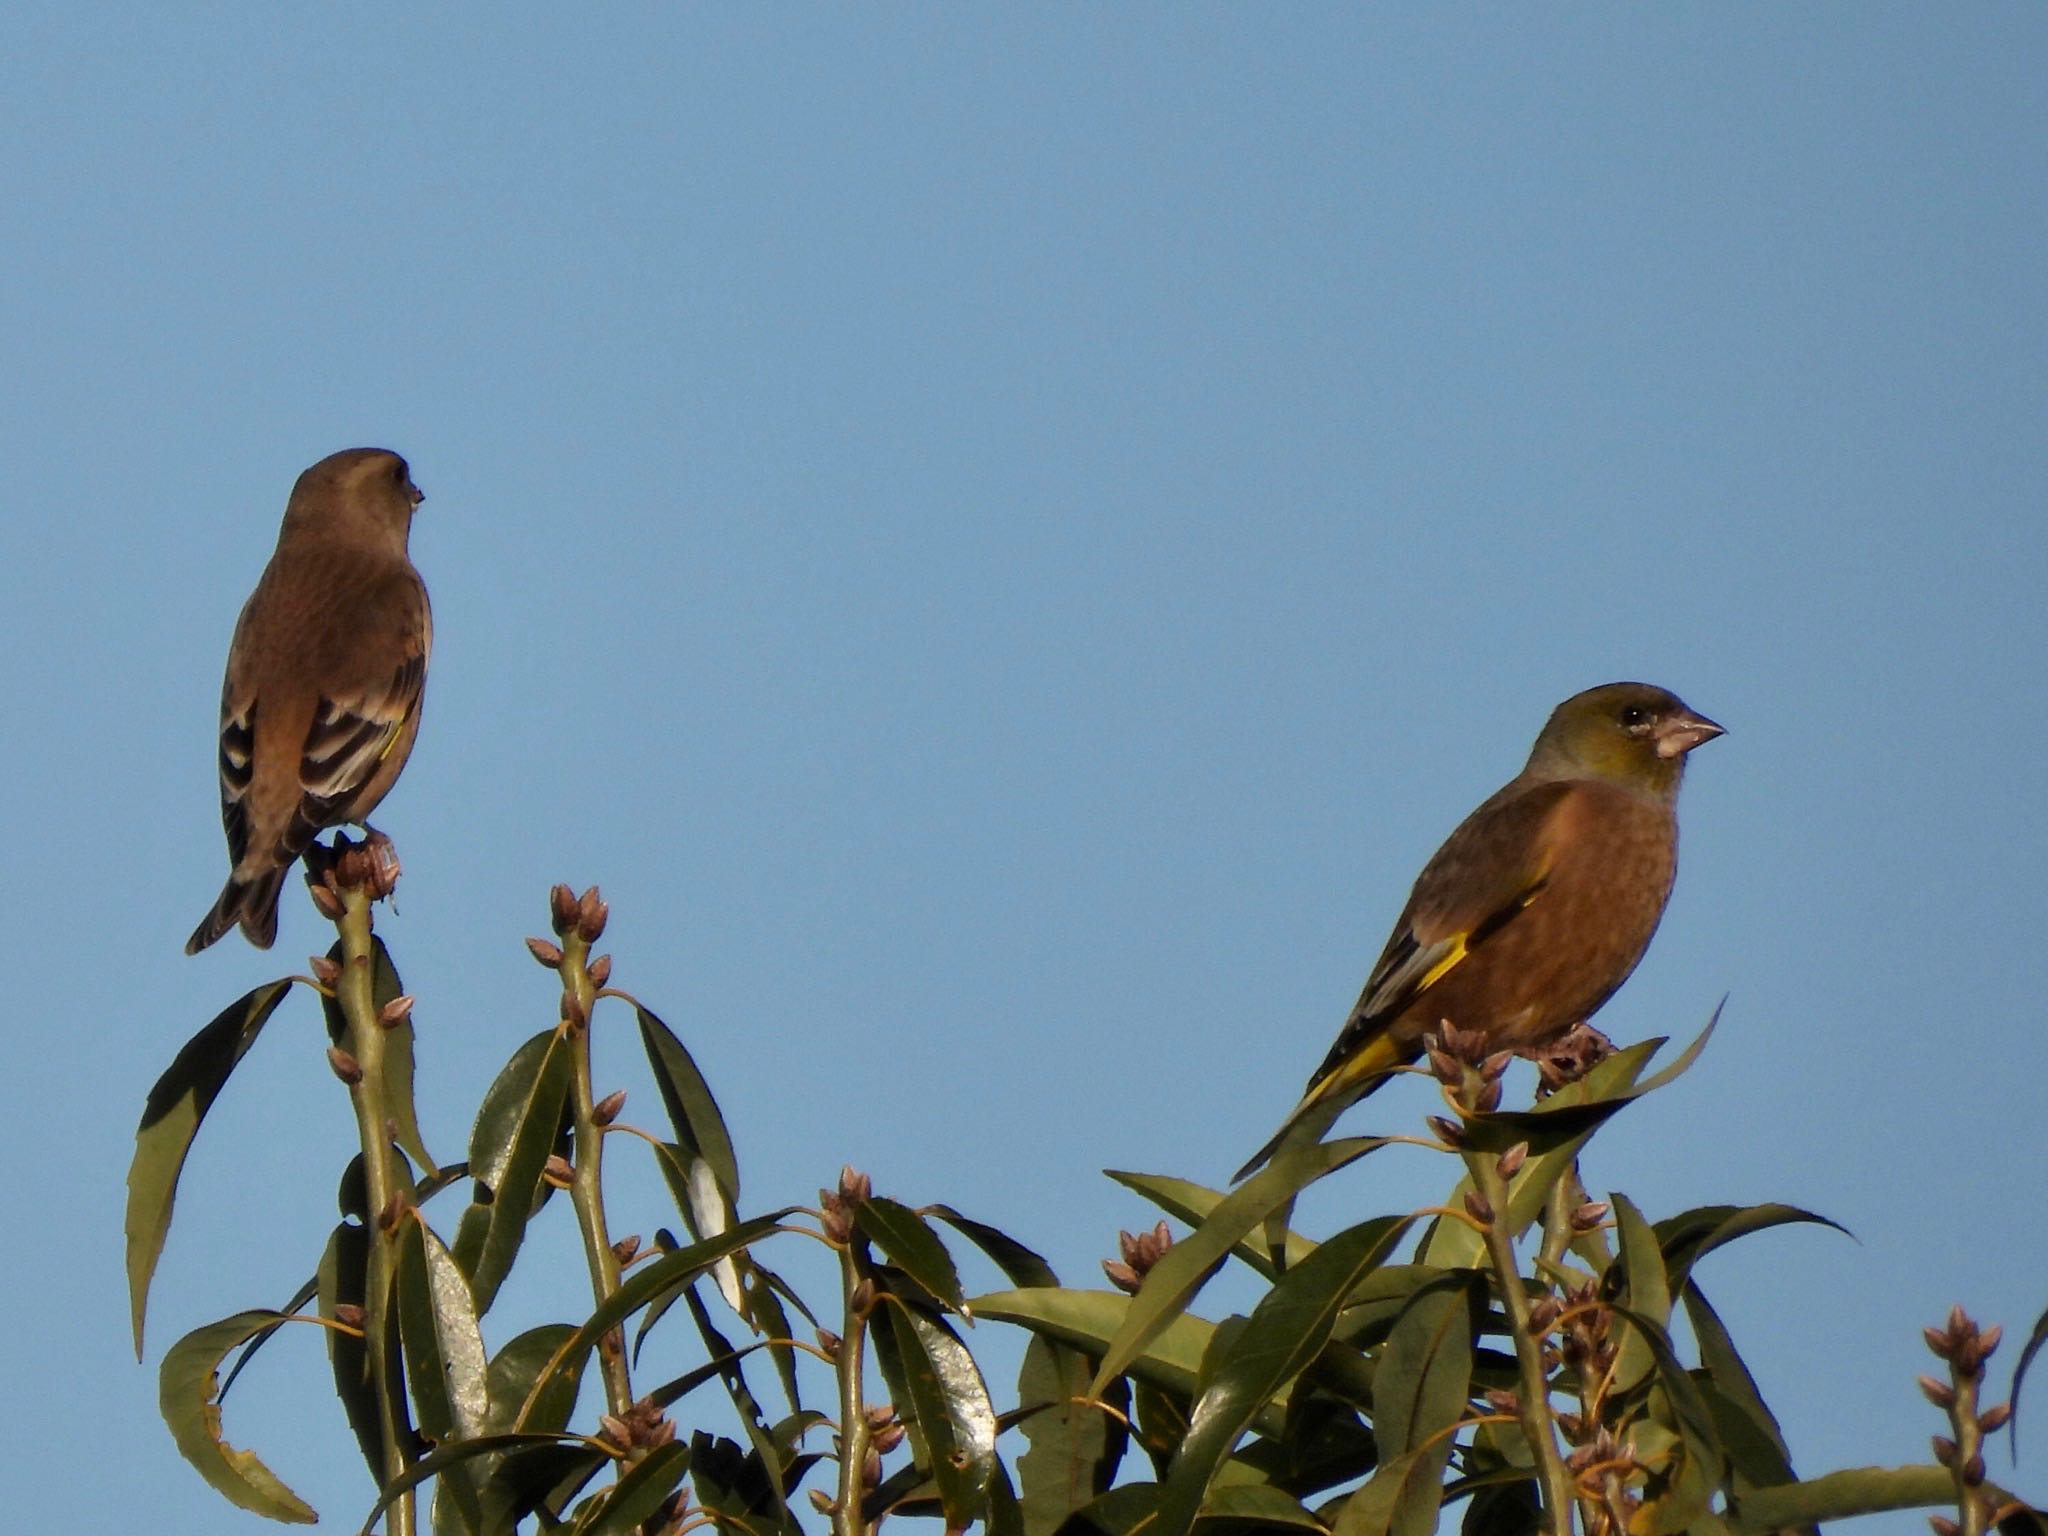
[1655,710,1725,760]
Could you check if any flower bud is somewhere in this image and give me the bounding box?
[544,1154,575,1188]
[526,936,564,968]
[587,953,613,986]
[1496,1141,1529,1178]
[612,1234,641,1265]
[1979,1401,2013,1433]
[1463,1190,1494,1225]
[578,886,609,942]
[310,954,342,987]
[1918,1375,1955,1408]
[327,1046,363,1085]
[1931,1435,1956,1466]
[593,1089,627,1126]
[378,994,415,1028]
[550,884,580,936]
[333,1303,366,1330]
[309,882,346,921]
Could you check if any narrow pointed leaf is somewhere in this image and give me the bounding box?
[1683,1284,1799,1492]
[318,1220,384,1478]
[578,1442,690,1535]
[643,1138,746,1316]
[1499,1037,1667,1234]
[1655,1203,1850,1293]
[1199,1483,1327,1528]
[1154,1216,1413,1536]
[874,1295,999,1528]
[680,1284,796,1525]
[1607,1193,1670,1393]
[861,1196,968,1314]
[451,1027,573,1314]
[973,1287,1217,1400]
[1107,1171,1319,1278]
[159,1309,318,1523]
[636,1004,740,1202]
[928,1204,1060,1288]
[351,1432,597,1536]
[127,979,293,1355]
[320,935,436,1174]
[1457,1012,1717,1156]
[510,1210,794,1427]
[1089,1136,1386,1397]
[1333,1446,1438,1536]
[396,1217,490,1442]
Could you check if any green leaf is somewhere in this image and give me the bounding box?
[1607,1302,1726,1497]
[1332,1447,1442,1536]
[159,1309,318,1523]
[1349,1271,1481,1536]
[1457,1013,1718,1158]
[576,1442,690,1535]
[1017,1335,1129,1536]
[509,1210,794,1428]
[126,979,293,1356]
[973,1286,1218,1401]
[862,1196,968,1313]
[1056,1480,1161,1536]
[318,1221,387,1480]
[1107,1172,1319,1278]
[1090,1136,1387,1397]
[873,1295,999,1529]
[1655,1203,1850,1293]
[1731,1465,2033,1531]
[1498,1037,1669,1235]
[740,1259,807,1413]
[929,1204,1060,1287]
[1606,1193,1671,1393]
[450,1027,573,1314]
[636,1004,740,1203]
[680,1284,798,1526]
[1154,1217,1414,1536]
[1683,1283,1799,1495]
[1199,1481,1328,1529]
[320,935,436,1174]
[486,1323,584,1434]
[351,1432,598,1536]
[396,1217,490,1443]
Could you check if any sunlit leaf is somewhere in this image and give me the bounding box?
[1606,1193,1671,1393]
[1017,1335,1128,1536]
[1153,1217,1413,1536]
[576,1442,689,1535]
[159,1309,318,1523]
[874,1295,999,1529]
[973,1287,1218,1401]
[127,979,293,1356]
[1731,1465,2033,1531]
[1107,1172,1320,1279]
[1090,1136,1386,1397]
[862,1196,968,1314]
[396,1217,490,1443]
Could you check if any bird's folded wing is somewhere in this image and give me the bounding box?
[297,649,427,819]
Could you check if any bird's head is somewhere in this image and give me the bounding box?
[1525,681,1723,799]
[282,447,424,553]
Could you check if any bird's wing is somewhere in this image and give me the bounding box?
[1230,779,1575,1182]
[296,646,428,828]
[1307,778,1576,1092]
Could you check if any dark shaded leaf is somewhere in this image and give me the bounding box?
[1090,1136,1387,1396]
[1199,1482,1327,1529]
[1055,1481,1161,1536]
[127,979,293,1355]
[1458,1011,1718,1158]
[507,1210,794,1428]
[159,1309,317,1523]
[577,1442,689,1535]
[681,1283,796,1525]
[1458,1476,1541,1536]
[486,1323,583,1434]
[929,1204,1060,1288]
[352,1433,598,1536]
[990,1456,1028,1536]
[1607,1193,1671,1393]
[1332,1447,1441,1536]
[862,1196,968,1314]
[1683,1283,1800,1497]
[450,1028,573,1314]
[1154,1217,1414,1536]
[636,1004,740,1202]
[318,1220,386,1480]
[2014,1297,2048,1453]
[874,1295,999,1529]
[1350,1272,1481,1536]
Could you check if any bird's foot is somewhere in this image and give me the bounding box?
[306,828,404,906]
[1528,1024,1615,1096]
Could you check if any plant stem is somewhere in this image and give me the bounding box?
[1950,1368,1986,1536]
[833,1242,874,1536]
[560,928,636,1423]
[336,885,416,1536]
[1468,1148,1577,1536]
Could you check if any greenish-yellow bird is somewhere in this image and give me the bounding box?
[1235,681,1722,1181]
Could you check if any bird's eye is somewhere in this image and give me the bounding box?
[1620,705,1649,728]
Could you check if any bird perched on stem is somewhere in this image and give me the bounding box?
[186,448,432,954]
[1234,681,1722,1181]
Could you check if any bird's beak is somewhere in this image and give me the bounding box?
[1654,710,1725,759]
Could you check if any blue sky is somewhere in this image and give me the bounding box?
[6,9,2044,1532]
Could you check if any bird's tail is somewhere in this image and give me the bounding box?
[1231,1030,1413,1183]
[185,867,287,954]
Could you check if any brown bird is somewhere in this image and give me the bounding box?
[1234,681,1722,1180]
[186,449,431,954]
